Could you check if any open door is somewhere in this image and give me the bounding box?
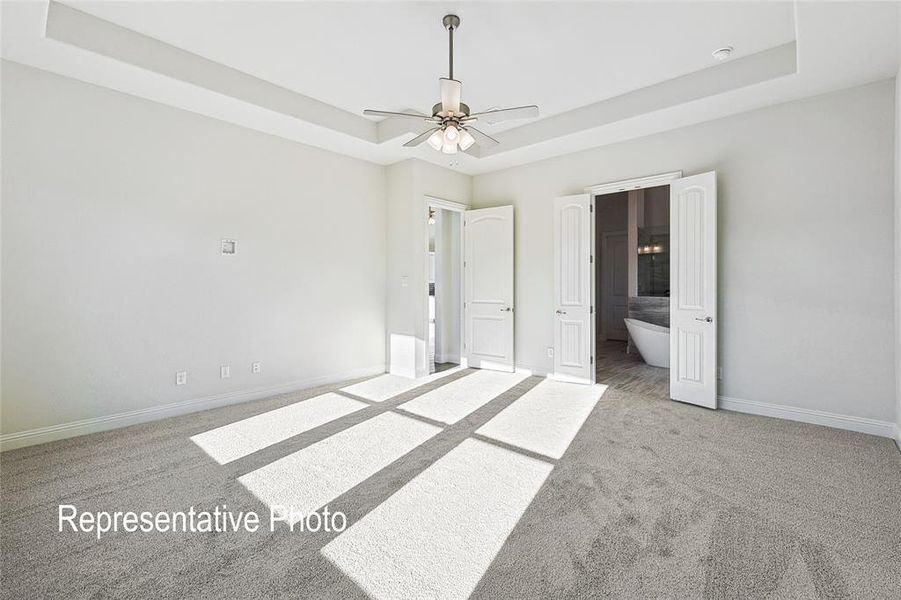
[552,194,595,384]
[464,206,514,372]
[670,172,717,408]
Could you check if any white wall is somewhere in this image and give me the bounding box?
[895,66,901,446]
[385,159,470,378]
[474,79,896,424]
[1,61,388,441]
[895,4,901,447]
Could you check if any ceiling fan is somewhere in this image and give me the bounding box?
[363,14,539,155]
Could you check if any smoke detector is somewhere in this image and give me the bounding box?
[712,46,734,61]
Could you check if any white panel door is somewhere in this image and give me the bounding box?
[670,172,717,408]
[464,206,514,372]
[553,194,594,384]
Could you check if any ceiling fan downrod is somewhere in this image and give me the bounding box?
[443,14,460,80]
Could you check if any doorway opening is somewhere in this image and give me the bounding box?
[427,205,463,374]
[594,184,671,397]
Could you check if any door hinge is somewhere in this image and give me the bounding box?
[590,255,594,264]
[590,205,594,212]
[591,356,594,364]
[590,306,594,314]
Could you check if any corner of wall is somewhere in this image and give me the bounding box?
[384,158,473,379]
[896,66,901,444]
[894,1,901,443]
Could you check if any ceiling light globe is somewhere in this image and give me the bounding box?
[458,128,475,151]
[427,129,444,150]
[441,142,458,154]
[444,124,459,144]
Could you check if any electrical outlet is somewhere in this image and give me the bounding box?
[252,362,261,374]
[220,365,231,379]
[717,366,723,380]
[547,347,554,358]
[176,371,187,386]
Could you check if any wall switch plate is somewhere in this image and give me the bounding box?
[221,239,236,255]
[176,371,187,385]
[220,365,231,379]
[547,347,554,358]
[400,276,408,288]
[252,362,261,374]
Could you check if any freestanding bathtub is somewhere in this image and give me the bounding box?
[624,318,670,368]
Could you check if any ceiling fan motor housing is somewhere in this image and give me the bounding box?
[432,102,470,119]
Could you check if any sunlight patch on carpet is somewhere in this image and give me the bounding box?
[476,379,606,459]
[398,370,528,424]
[340,367,464,402]
[321,439,553,600]
[238,412,440,523]
[190,392,367,464]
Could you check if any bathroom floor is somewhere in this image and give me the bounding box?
[596,340,669,398]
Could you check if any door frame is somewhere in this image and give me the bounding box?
[584,171,683,386]
[422,195,469,376]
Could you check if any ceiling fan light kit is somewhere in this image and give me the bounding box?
[363,14,539,155]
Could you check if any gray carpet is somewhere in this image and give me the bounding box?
[1,370,899,599]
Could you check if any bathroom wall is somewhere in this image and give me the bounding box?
[596,193,629,341]
[628,297,669,329]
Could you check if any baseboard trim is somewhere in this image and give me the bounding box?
[0,364,386,452]
[719,395,896,439]
[514,363,551,377]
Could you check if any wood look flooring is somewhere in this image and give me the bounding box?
[596,340,669,398]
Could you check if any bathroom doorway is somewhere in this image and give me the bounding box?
[594,182,672,398]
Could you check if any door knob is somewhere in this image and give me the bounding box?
[500,307,512,312]
[694,316,713,323]
[556,310,567,315]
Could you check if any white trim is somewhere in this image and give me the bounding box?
[719,395,896,439]
[514,363,551,378]
[424,195,469,213]
[0,364,386,452]
[895,423,900,452]
[435,353,461,365]
[585,171,682,196]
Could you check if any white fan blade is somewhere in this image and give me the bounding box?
[364,109,430,121]
[467,105,539,124]
[465,126,499,148]
[439,78,462,114]
[403,127,441,148]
